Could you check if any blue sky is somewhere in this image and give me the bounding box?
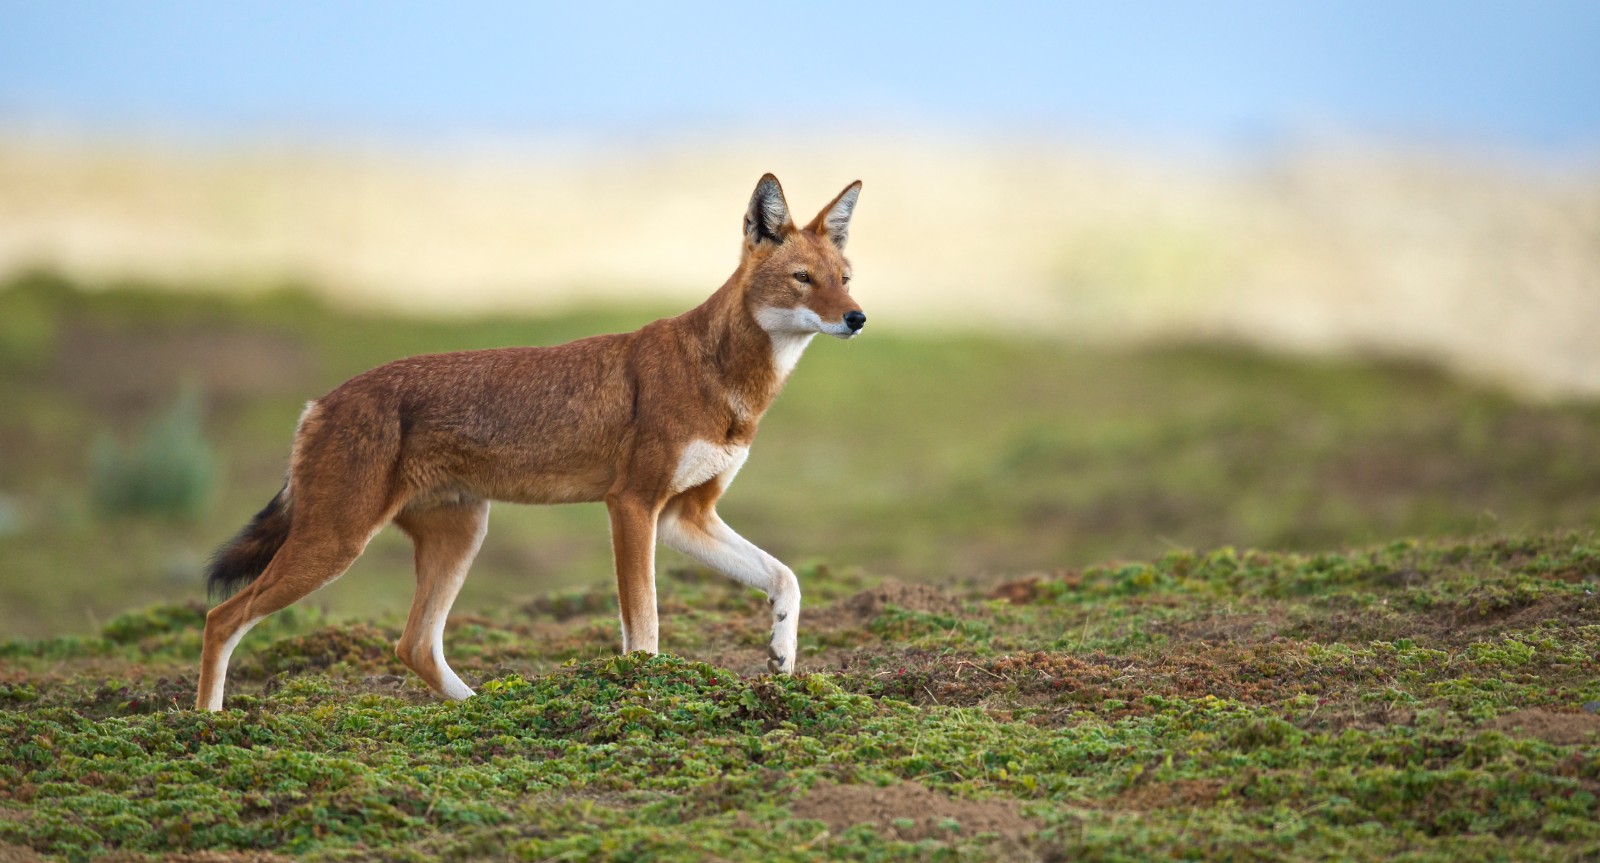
[2,1,1598,151]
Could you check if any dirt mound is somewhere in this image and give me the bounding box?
[987,575,1046,605]
[808,581,964,631]
[1113,778,1227,810]
[244,623,398,676]
[1282,591,1598,649]
[792,780,1037,841]
[1487,709,1600,746]
[674,582,969,676]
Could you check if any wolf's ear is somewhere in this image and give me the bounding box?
[807,180,862,250]
[744,174,795,247]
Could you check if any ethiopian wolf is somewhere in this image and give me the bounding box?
[196,175,866,710]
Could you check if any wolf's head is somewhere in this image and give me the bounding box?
[738,174,865,341]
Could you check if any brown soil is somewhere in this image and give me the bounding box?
[791,780,1038,842]
[806,581,965,632]
[1153,609,1292,644]
[1303,706,1417,734]
[673,581,970,676]
[987,575,1047,605]
[1487,708,1600,746]
[833,643,1404,722]
[97,854,297,863]
[680,626,894,678]
[1112,778,1228,810]
[1289,592,1598,648]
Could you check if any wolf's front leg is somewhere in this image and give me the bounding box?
[606,493,661,655]
[658,508,800,673]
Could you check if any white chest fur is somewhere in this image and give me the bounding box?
[753,306,820,379]
[769,331,816,379]
[669,440,750,494]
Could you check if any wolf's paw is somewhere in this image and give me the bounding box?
[766,643,792,674]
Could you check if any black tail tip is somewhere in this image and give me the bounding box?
[205,485,291,601]
[205,557,263,601]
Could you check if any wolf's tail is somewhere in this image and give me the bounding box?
[206,484,292,600]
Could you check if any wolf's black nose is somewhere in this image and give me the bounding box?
[844,311,867,332]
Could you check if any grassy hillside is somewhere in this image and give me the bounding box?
[2,533,1598,861]
[3,271,1600,639]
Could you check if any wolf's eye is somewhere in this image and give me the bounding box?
[793,271,810,283]
[842,274,852,284]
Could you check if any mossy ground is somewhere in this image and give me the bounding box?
[3,534,1599,861]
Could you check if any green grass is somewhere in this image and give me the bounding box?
[2,534,1598,861]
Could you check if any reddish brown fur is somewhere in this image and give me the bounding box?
[196,174,865,710]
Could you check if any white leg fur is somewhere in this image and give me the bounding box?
[658,510,800,673]
[431,626,476,701]
[618,538,659,657]
[426,513,487,700]
[200,616,262,711]
[622,597,660,655]
[420,572,479,701]
[401,502,489,701]
[608,500,660,656]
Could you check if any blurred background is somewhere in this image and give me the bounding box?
[1,1,1598,638]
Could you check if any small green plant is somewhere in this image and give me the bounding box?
[89,385,218,521]
[0,267,66,370]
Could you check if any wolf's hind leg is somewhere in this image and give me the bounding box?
[197,521,379,711]
[393,498,490,701]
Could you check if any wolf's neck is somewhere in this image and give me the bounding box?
[682,282,801,423]
[767,331,815,380]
